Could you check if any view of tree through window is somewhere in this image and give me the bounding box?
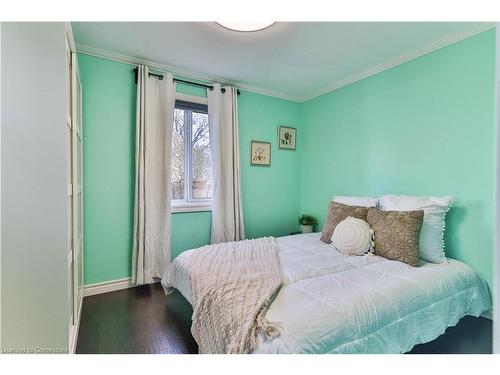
[172,108,185,200]
[171,104,212,202]
[191,112,212,199]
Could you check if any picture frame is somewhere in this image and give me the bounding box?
[278,126,297,150]
[250,140,271,166]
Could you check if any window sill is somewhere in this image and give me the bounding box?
[171,202,212,213]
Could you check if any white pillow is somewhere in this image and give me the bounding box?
[331,217,373,256]
[333,195,378,207]
[379,195,453,263]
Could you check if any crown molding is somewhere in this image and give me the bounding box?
[297,23,496,102]
[76,43,303,102]
[77,23,495,104]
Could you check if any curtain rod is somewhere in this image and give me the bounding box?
[174,78,213,90]
[133,68,240,95]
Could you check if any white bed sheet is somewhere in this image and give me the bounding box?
[164,233,491,354]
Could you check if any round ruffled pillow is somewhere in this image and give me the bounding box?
[331,217,373,256]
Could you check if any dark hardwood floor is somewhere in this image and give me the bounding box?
[76,283,198,354]
[408,315,492,354]
[76,283,492,354]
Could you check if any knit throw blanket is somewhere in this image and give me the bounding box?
[188,237,283,354]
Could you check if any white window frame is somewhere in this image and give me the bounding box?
[171,93,212,213]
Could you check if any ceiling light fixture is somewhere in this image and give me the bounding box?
[216,22,275,32]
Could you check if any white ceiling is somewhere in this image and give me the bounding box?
[72,22,492,102]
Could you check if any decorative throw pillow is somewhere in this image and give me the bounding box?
[366,207,424,267]
[320,202,370,244]
[379,195,452,263]
[331,217,373,256]
[333,196,378,208]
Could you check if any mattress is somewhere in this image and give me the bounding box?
[164,233,491,354]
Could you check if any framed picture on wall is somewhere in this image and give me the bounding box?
[250,140,271,166]
[278,126,296,150]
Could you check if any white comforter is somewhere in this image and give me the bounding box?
[164,233,491,354]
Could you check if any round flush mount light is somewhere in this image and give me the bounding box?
[216,21,275,32]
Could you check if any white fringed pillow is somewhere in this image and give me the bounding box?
[379,195,452,263]
[331,217,373,256]
[333,195,378,208]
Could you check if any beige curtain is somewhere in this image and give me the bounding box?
[208,84,245,243]
[132,66,176,284]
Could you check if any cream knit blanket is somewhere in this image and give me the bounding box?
[188,237,283,354]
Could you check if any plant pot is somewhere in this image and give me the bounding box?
[301,225,313,234]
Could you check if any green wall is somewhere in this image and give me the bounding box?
[79,54,301,284]
[80,29,496,288]
[239,91,301,238]
[299,30,496,287]
[80,56,135,283]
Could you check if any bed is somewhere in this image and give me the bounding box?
[164,233,491,354]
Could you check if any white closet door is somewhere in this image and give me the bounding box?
[71,52,84,324]
[66,37,74,327]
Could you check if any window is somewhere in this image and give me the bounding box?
[171,99,212,211]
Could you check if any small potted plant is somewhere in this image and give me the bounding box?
[298,214,318,234]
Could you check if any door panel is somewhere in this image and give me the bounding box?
[71,52,84,325]
[66,39,74,326]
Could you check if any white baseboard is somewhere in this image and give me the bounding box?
[481,310,493,320]
[84,277,135,297]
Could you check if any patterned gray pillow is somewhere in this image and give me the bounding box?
[366,208,424,267]
[320,202,370,244]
